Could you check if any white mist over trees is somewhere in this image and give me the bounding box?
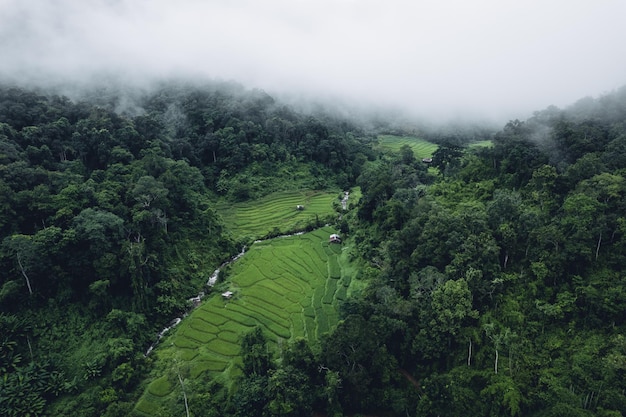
[1,0,625,123]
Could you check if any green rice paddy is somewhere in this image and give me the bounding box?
[133,226,355,415]
[376,134,439,159]
[469,139,494,148]
[215,190,342,240]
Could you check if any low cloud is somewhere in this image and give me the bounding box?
[1,0,625,122]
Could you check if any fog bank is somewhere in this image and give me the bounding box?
[1,0,625,123]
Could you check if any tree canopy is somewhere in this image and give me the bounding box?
[2,81,626,416]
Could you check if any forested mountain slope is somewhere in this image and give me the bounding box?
[2,81,626,416]
[326,86,626,416]
[0,81,372,416]
[205,85,626,417]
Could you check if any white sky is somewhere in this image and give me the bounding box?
[1,0,625,122]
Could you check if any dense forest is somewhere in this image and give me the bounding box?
[0,81,372,416]
[1,80,626,417]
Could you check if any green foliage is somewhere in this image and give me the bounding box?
[4,82,626,416]
[0,83,282,416]
[376,134,438,159]
[132,227,355,414]
[240,327,273,377]
[334,87,626,416]
[431,143,464,177]
[215,189,339,240]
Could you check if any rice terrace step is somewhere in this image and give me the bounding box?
[214,190,342,239]
[133,226,357,415]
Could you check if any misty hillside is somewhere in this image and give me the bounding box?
[0,80,372,415]
[0,81,376,199]
[1,81,626,417]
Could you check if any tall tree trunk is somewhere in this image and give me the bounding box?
[595,232,602,261]
[494,348,499,374]
[27,336,34,362]
[178,371,190,417]
[17,252,33,295]
[467,339,472,366]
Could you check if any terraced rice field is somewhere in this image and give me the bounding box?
[133,226,354,416]
[215,190,341,239]
[377,134,439,160]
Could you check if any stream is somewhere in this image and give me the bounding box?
[144,191,349,356]
[144,245,248,356]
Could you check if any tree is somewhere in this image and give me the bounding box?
[131,176,169,210]
[492,120,548,187]
[561,192,603,265]
[399,144,416,165]
[240,327,272,377]
[0,367,47,417]
[233,375,268,417]
[320,315,400,413]
[265,367,313,417]
[526,165,559,214]
[431,144,463,178]
[481,315,520,379]
[72,208,124,252]
[413,278,478,365]
[430,278,478,342]
[174,360,190,417]
[3,234,37,295]
[480,374,524,416]
[356,161,394,222]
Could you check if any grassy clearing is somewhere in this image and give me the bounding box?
[469,139,494,148]
[335,285,348,301]
[134,226,355,414]
[376,135,439,159]
[191,360,227,377]
[215,190,341,240]
[206,338,241,356]
[134,394,163,416]
[323,278,339,304]
[147,376,172,398]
